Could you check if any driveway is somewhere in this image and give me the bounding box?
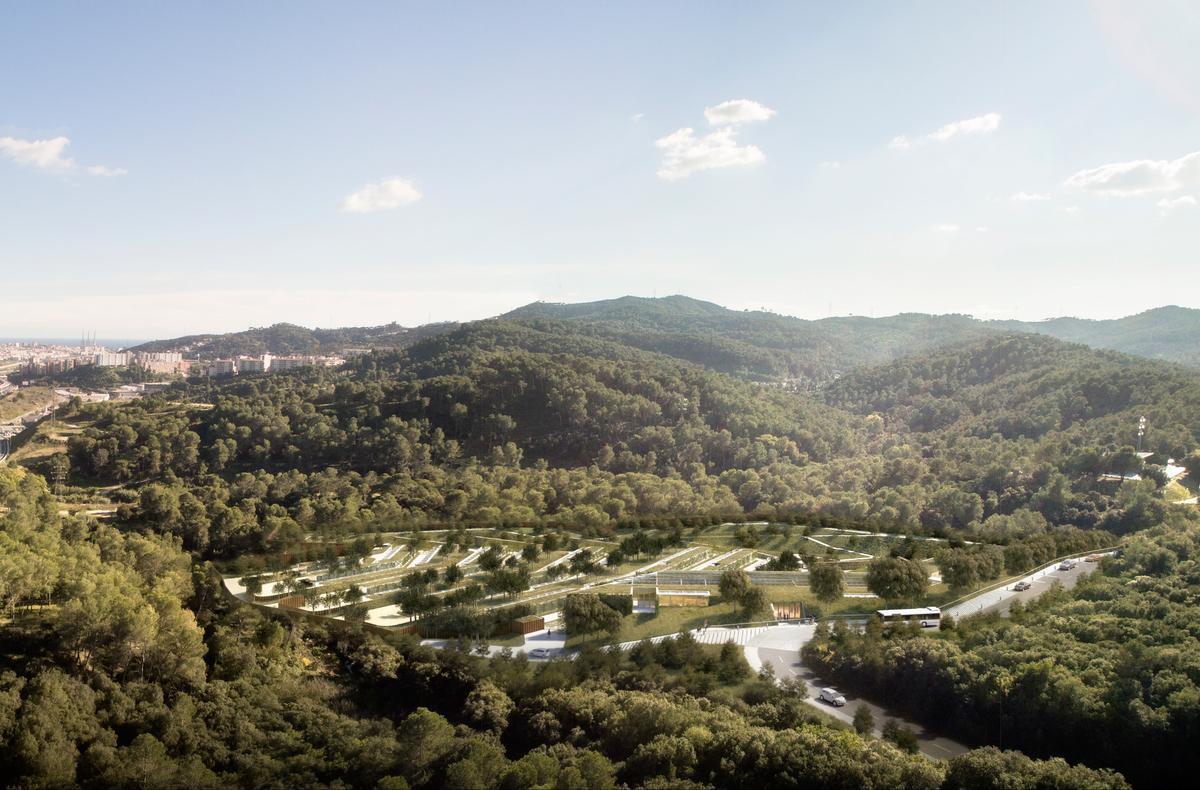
[743,624,970,761]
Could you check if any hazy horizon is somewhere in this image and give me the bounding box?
[3,294,1196,345]
[4,2,1199,335]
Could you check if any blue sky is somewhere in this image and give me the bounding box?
[2,1,1198,337]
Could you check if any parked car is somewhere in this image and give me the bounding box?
[819,688,846,707]
[528,648,552,659]
[1013,580,1032,591]
[1085,554,1104,562]
[1058,560,1077,571]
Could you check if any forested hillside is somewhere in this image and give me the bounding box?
[995,306,1200,368]
[505,295,996,383]
[0,465,1128,788]
[128,297,1200,381]
[804,508,1200,786]
[130,320,457,357]
[56,321,1200,562]
[823,333,1200,452]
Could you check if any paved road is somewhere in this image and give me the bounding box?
[735,557,1110,760]
[943,557,1105,621]
[742,624,970,761]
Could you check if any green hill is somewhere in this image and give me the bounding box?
[994,305,1200,367]
[130,320,457,358]
[506,296,996,383]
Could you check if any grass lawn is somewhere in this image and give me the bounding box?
[566,600,748,648]
[0,386,56,422]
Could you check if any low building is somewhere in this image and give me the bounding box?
[656,589,711,607]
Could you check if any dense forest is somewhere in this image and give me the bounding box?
[59,323,1200,562]
[128,296,1200,380]
[11,304,1200,787]
[129,321,457,358]
[992,305,1200,369]
[0,466,1130,788]
[803,508,1200,786]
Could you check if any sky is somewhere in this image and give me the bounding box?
[2,1,1199,338]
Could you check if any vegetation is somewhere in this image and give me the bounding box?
[8,299,1200,786]
[804,509,1200,786]
[0,465,1132,787]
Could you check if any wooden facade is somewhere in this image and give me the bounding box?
[657,590,711,607]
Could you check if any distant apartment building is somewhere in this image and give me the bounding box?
[235,353,272,373]
[203,360,237,377]
[94,351,132,367]
[131,351,189,375]
[22,358,83,377]
[192,354,342,378]
[270,356,317,372]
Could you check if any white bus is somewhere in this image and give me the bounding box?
[876,606,941,628]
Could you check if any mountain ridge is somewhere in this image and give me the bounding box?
[130,296,1200,376]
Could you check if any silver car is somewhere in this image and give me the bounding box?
[819,687,846,706]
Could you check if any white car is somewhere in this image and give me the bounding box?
[1058,561,1077,571]
[528,647,553,659]
[819,687,846,707]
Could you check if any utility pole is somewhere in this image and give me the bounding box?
[1137,416,1146,454]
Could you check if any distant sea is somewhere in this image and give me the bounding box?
[0,337,149,349]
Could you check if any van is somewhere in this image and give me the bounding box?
[819,688,846,707]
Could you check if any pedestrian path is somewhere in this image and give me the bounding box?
[614,624,773,651]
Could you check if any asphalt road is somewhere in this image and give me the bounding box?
[744,625,970,761]
[943,557,1104,621]
[740,561,1108,761]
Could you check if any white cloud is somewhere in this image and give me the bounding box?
[1158,195,1197,212]
[631,113,644,123]
[890,113,1002,150]
[1060,205,1081,215]
[655,126,765,180]
[0,135,125,176]
[340,177,423,213]
[704,99,777,126]
[819,160,841,169]
[932,223,960,233]
[87,164,128,177]
[1011,191,1051,202]
[976,226,990,233]
[1064,150,1200,196]
[929,112,1002,141]
[0,135,75,169]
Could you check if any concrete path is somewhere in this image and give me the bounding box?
[614,624,774,651]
